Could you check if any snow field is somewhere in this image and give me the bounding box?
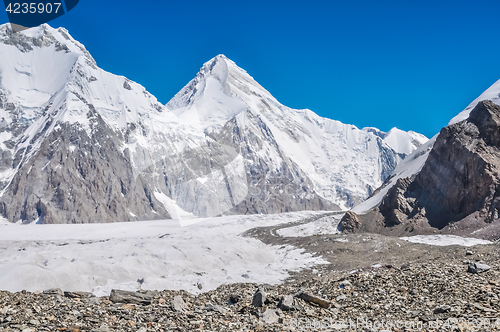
[277,214,343,237]
[0,211,327,296]
[400,235,492,247]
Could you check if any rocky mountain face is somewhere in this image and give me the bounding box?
[0,24,427,224]
[0,24,174,224]
[347,100,500,240]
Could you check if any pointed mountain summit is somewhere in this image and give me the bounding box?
[167,54,275,132]
[167,54,428,210]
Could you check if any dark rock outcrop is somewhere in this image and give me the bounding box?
[338,211,361,233]
[368,100,500,236]
[251,287,266,307]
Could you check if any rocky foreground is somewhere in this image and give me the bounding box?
[1,242,500,332]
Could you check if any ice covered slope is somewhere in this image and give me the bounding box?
[368,127,428,156]
[167,55,428,209]
[352,135,437,214]
[0,211,327,295]
[449,78,500,125]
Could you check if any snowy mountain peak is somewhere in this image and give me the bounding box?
[199,54,230,84]
[202,54,231,69]
[165,55,428,210]
[0,23,95,66]
[0,24,92,131]
[166,54,274,120]
[383,128,428,155]
[200,54,248,79]
[0,24,181,224]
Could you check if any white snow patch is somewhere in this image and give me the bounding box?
[334,238,349,243]
[153,191,195,220]
[400,235,492,247]
[0,211,327,296]
[0,216,10,225]
[383,128,428,155]
[449,78,500,126]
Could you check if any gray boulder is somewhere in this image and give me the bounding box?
[252,287,266,307]
[261,309,279,324]
[171,295,188,312]
[278,295,294,311]
[433,305,451,314]
[109,289,152,305]
[338,211,361,233]
[468,262,491,274]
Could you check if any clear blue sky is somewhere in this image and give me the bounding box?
[2,0,500,138]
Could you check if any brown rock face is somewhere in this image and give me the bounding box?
[377,100,500,232]
[338,211,361,233]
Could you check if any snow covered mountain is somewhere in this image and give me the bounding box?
[167,55,427,211]
[0,23,184,223]
[0,23,427,223]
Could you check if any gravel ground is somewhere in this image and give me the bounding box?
[1,213,500,331]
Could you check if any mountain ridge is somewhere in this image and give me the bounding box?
[167,52,427,209]
[0,24,427,223]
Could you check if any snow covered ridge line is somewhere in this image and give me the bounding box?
[352,77,500,216]
[0,24,427,224]
[348,99,500,240]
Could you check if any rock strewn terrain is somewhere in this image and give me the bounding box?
[1,241,499,332]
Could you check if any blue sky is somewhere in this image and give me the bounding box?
[2,0,500,138]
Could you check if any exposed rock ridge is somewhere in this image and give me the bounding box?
[373,100,500,233]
